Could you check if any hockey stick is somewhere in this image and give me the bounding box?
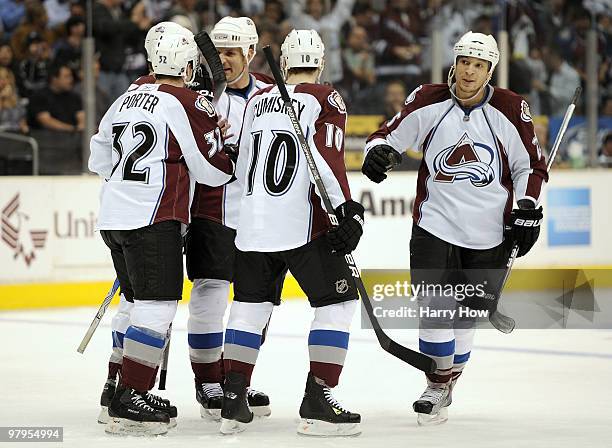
[158,323,172,390]
[77,278,121,353]
[194,30,226,106]
[487,87,582,334]
[263,46,436,374]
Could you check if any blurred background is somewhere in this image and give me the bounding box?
[0,0,611,307]
[0,0,610,175]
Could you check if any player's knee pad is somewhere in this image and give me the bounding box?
[188,278,229,333]
[111,293,133,334]
[130,300,177,335]
[311,299,357,332]
[226,300,274,335]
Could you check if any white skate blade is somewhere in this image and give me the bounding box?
[220,418,248,435]
[168,417,177,429]
[105,417,168,436]
[417,408,448,426]
[200,405,222,422]
[252,405,271,418]
[297,418,361,437]
[97,407,109,424]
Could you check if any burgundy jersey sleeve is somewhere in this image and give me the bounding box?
[128,74,156,91]
[160,84,234,187]
[252,72,275,85]
[489,88,548,205]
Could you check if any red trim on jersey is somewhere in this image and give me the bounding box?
[252,72,274,85]
[132,74,156,86]
[497,137,514,226]
[153,129,190,224]
[158,83,234,175]
[191,183,224,222]
[412,128,434,223]
[488,87,548,200]
[367,83,451,144]
[310,185,330,240]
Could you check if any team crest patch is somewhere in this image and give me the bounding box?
[328,91,346,114]
[195,95,215,117]
[520,100,532,122]
[405,85,423,105]
[335,279,349,294]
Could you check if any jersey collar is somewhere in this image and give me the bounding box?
[226,74,254,99]
[451,84,493,119]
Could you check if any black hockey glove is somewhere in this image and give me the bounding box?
[223,143,239,164]
[326,200,365,255]
[508,203,543,257]
[362,144,402,183]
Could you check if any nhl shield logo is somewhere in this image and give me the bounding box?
[335,279,349,294]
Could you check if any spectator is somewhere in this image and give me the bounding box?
[166,0,200,32]
[0,66,28,133]
[378,0,423,67]
[0,40,17,75]
[599,133,612,168]
[28,63,83,131]
[342,25,376,93]
[382,79,406,121]
[10,1,55,60]
[535,45,581,116]
[92,0,150,101]
[44,0,70,29]
[0,0,26,36]
[53,15,84,77]
[287,0,355,84]
[16,31,51,98]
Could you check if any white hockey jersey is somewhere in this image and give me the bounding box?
[365,84,548,250]
[89,82,235,230]
[235,83,351,252]
[191,73,273,229]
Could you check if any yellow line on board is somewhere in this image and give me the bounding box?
[0,267,610,310]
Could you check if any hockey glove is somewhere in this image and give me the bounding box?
[223,143,239,164]
[361,144,402,183]
[326,200,365,255]
[509,205,543,257]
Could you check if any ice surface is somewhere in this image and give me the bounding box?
[1,298,611,447]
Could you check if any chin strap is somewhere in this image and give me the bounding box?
[447,65,492,105]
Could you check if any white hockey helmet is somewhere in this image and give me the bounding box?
[280,29,325,78]
[151,32,199,84]
[452,31,500,73]
[144,21,193,63]
[211,16,258,58]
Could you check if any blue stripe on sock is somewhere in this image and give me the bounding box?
[419,339,455,357]
[225,329,261,350]
[188,332,223,349]
[454,352,471,364]
[308,329,349,349]
[112,331,125,348]
[125,326,165,348]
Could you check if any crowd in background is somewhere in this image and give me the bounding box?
[0,0,610,174]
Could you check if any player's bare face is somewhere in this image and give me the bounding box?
[218,48,248,86]
[455,56,489,100]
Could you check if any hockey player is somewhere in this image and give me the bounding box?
[219,29,363,437]
[96,21,197,426]
[89,32,235,435]
[185,16,277,420]
[362,31,547,425]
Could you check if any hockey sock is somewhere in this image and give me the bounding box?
[452,328,475,384]
[107,294,133,376]
[188,279,229,383]
[308,300,357,387]
[223,301,274,385]
[121,300,177,391]
[419,328,455,385]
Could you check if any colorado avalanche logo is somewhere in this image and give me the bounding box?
[433,133,495,187]
[195,95,215,117]
[327,91,346,114]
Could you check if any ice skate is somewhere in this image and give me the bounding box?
[413,383,452,426]
[196,381,223,421]
[220,372,253,434]
[247,387,271,418]
[97,378,116,424]
[105,386,169,436]
[142,391,177,429]
[297,372,361,437]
